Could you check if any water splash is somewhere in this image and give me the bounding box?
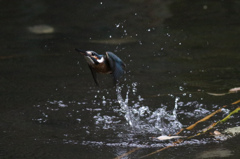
[116,85,135,128]
[115,83,182,134]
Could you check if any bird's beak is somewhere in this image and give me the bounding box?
[75,48,88,56]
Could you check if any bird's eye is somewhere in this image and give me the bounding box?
[91,52,95,56]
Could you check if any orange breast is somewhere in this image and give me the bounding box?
[91,63,112,74]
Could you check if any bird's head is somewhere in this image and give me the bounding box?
[75,48,104,64]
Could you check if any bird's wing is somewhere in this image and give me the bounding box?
[88,64,99,86]
[106,52,125,84]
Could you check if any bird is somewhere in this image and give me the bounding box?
[75,48,126,86]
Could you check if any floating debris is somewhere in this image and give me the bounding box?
[207,87,240,96]
[28,24,54,34]
[207,92,227,96]
[229,87,240,93]
[213,130,222,136]
[156,135,185,141]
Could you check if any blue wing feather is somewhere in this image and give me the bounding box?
[106,52,125,83]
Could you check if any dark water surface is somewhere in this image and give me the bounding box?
[1,0,240,158]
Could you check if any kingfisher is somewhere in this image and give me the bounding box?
[75,48,126,86]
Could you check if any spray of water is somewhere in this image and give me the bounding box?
[116,83,182,135]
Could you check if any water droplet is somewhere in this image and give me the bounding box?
[115,23,120,28]
[179,86,184,91]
